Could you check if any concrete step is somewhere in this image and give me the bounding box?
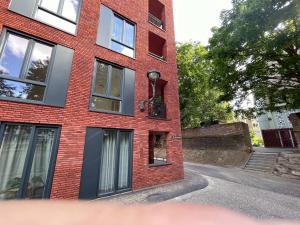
[245,165,274,170]
[244,167,273,173]
[243,153,278,173]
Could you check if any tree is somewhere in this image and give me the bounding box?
[177,42,232,128]
[209,0,300,114]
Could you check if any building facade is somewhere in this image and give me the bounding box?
[0,0,183,200]
[257,110,300,148]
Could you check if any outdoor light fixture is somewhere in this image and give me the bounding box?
[139,70,161,112]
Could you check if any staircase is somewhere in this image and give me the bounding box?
[244,152,278,173]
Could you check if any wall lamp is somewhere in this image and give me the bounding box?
[139,70,161,112]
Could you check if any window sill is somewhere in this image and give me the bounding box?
[96,44,136,61]
[89,108,135,117]
[0,96,64,108]
[148,53,167,63]
[149,163,172,168]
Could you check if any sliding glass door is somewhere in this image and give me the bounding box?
[0,123,59,200]
[98,130,132,196]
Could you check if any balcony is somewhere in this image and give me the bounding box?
[149,0,165,30]
[149,13,163,29]
[149,101,167,119]
[148,31,167,61]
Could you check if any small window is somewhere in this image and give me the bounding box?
[35,0,81,34]
[90,61,124,113]
[0,32,53,102]
[111,15,135,58]
[149,132,168,165]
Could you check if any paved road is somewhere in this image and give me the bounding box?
[170,163,300,220]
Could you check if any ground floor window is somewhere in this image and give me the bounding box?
[0,123,59,200]
[80,128,133,199]
[149,132,168,165]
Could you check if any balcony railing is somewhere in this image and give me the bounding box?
[149,13,163,29]
[149,102,166,119]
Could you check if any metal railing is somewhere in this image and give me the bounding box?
[149,102,167,119]
[149,13,164,29]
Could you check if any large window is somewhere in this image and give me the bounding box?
[0,123,59,199]
[97,5,136,58]
[0,29,74,107]
[35,0,81,34]
[90,61,124,113]
[0,32,53,102]
[111,15,135,58]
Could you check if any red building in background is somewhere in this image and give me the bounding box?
[0,0,183,199]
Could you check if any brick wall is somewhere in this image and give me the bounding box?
[0,0,183,199]
[182,123,252,166]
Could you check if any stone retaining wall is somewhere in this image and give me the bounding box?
[273,152,300,179]
[182,123,252,167]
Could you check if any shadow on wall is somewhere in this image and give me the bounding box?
[182,122,252,167]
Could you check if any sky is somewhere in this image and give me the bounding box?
[173,0,232,45]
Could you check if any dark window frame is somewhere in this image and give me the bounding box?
[0,122,61,199]
[0,29,56,104]
[97,128,133,198]
[34,0,83,35]
[110,13,136,57]
[89,59,125,115]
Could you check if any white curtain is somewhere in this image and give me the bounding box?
[98,131,117,194]
[118,133,130,189]
[26,128,55,198]
[0,125,31,199]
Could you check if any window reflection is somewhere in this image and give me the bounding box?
[0,34,29,78]
[110,67,122,98]
[91,97,121,112]
[62,0,80,22]
[40,0,60,12]
[124,23,134,47]
[26,43,52,82]
[0,79,45,101]
[36,9,77,34]
[112,16,123,42]
[111,41,134,58]
[94,63,109,95]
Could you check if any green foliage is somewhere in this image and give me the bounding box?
[250,130,264,146]
[177,42,233,128]
[209,0,300,115]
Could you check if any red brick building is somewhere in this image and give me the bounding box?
[0,0,183,199]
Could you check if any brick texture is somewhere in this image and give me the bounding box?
[0,0,184,199]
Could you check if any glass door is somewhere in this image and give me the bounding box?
[98,130,132,196]
[0,123,59,200]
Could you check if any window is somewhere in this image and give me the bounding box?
[90,61,123,113]
[0,32,53,102]
[97,5,136,58]
[79,128,133,199]
[9,0,81,35]
[90,60,135,116]
[111,15,135,58]
[35,0,80,34]
[0,123,59,199]
[0,29,74,107]
[149,132,168,165]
